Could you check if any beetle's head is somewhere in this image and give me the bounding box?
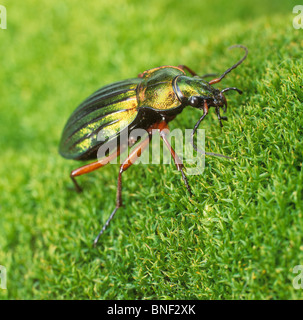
[177,79,243,127]
[203,86,243,126]
[207,89,228,110]
[176,44,248,153]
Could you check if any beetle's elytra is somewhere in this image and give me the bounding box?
[59,45,248,246]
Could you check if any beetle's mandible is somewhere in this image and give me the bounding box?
[59,45,248,246]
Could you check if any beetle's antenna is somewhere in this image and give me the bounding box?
[221,87,243,94]
[209,45,248,85]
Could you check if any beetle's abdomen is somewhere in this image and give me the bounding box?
[59,78,141,160]
[137,66,185,111]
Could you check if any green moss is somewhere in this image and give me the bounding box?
[0,0,302,299]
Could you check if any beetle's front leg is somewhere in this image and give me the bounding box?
[156,121,192,196]
[216,107,228,127]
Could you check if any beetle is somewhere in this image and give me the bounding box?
[59,45,248,246]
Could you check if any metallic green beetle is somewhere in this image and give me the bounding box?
[59,45,248,246]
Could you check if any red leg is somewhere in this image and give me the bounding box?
[70,148,122,192]
[93,133,152,246]
[156,121,192,196]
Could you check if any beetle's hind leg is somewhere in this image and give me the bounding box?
[71,174,83,193]
[70,162,105,193]
[69,149,122,192]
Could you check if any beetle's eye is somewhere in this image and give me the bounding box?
[189,96,199,107]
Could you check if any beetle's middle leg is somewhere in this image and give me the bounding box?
[156,121,193,196]
[93,132,152,246]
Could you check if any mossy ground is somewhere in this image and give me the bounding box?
[0,0,302,299]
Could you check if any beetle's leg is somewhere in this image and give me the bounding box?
[70,148,122,192]
[215,107,228,127]
[178,65,218,79]
[156,121,193,196]
[93,133,152,246]
[137,71,145,78]
[191,101,209,154]
[178,65,198,76]
[201,73,219,79]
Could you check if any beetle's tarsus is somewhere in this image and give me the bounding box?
[71,176,83,193]
[181,169,192,196]
[75,185,83,193]
[93,206,119,247]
